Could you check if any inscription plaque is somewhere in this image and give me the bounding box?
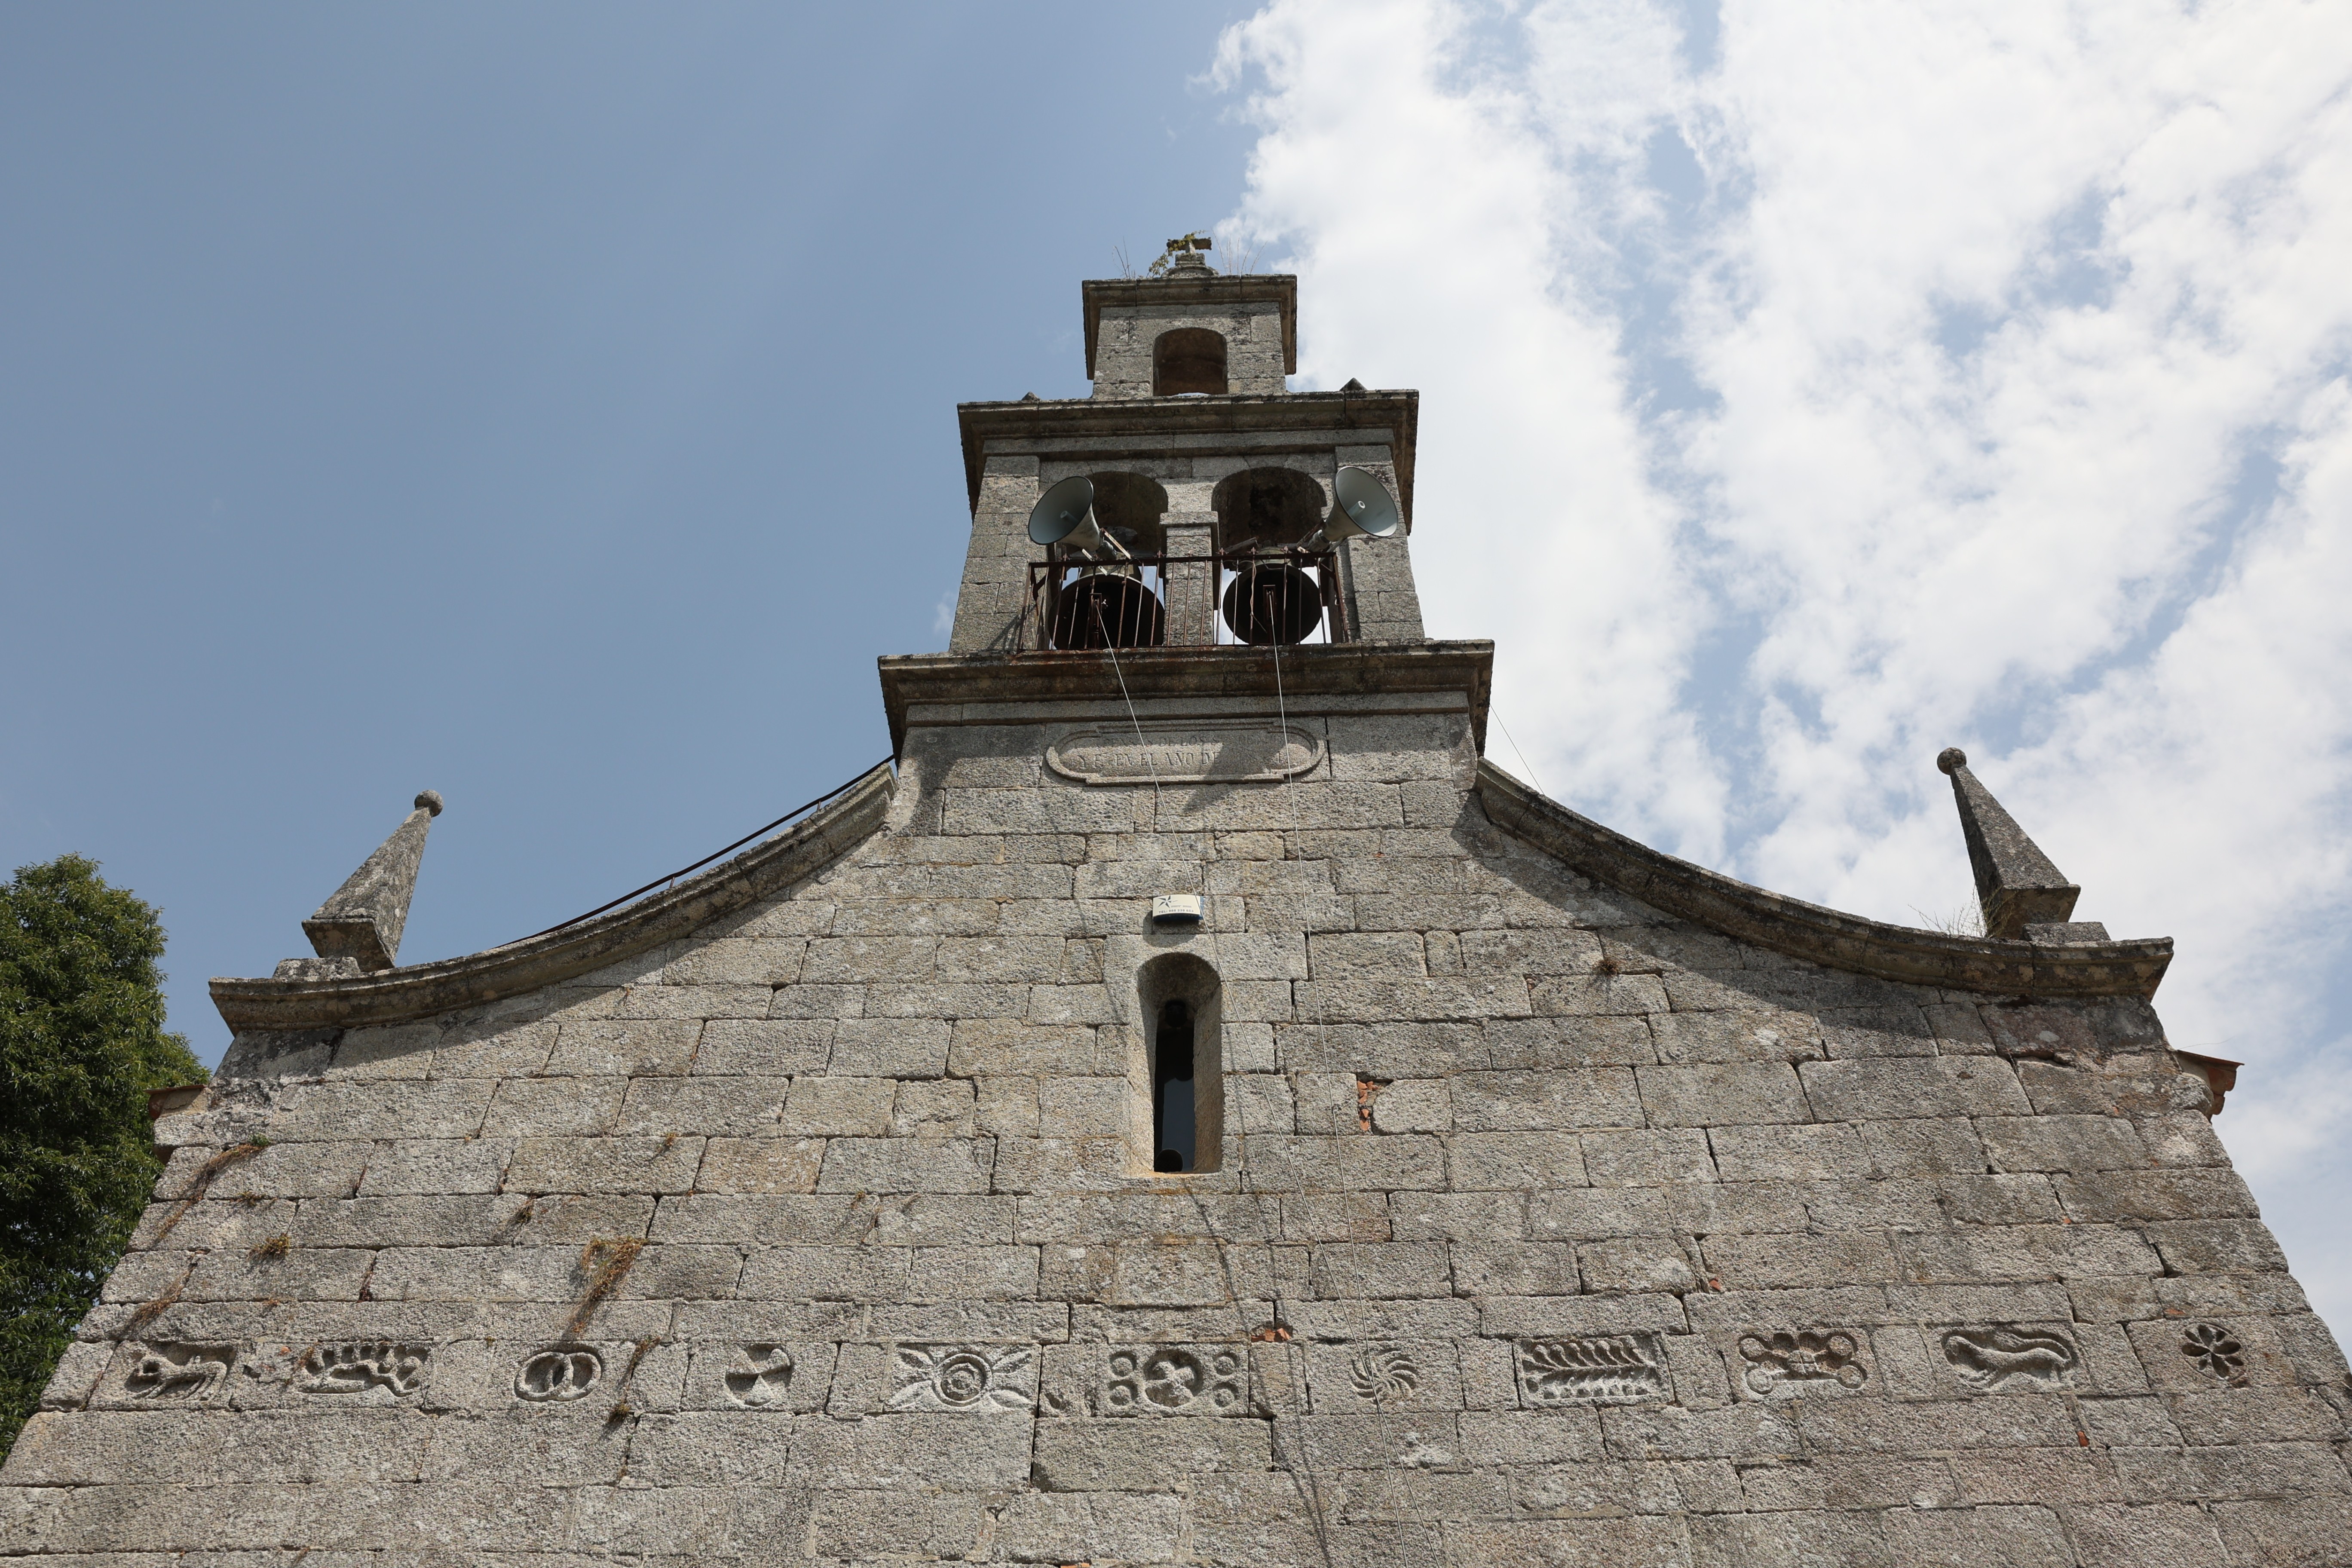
[1047,723,1321,786]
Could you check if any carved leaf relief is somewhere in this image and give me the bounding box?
[1516,1334,1668,1406]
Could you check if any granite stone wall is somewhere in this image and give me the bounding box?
[6,700,2346,1566]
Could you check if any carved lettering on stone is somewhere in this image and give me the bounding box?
[1941,1327,2079,1393]
[301,1341,429,1396]
[514,1347,602,1403]
[1347,1344,1421,1406]
[888,1344,1032,1413]
[1738,1330,1867,1395]
[1102,1345,1244,1416]
[2181,1323,2249,1386]
[1047,722,1322,786]
[1515,1333,1667,1406]
[724,1344,795,1408]
[120,1342,236,1403]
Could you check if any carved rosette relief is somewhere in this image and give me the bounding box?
[301,1341,429,1396]
[118,1342,236,1403]
[1347,1344,1421,1406]
[1516,1334,1667,1406]
[1941,1327,2079,1393]
[1103,1345,1245,1416]
[889,1344,1032,1414]
[2181,1323,2249,1387]
[514,1348,602,1403]
[1738,1331,1867,1395]
[724,1344,795,1408]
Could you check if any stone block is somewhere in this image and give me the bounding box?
[696,1136,825,1194]
[776,1077,895,1136]
[618,1075,787,1137]
[544,1018,698,1077]
[831,1017,952,1076]
[1450,1069,1643,1131]
[1030,1416,1274,1489]
[505,1136,704,1195]
[815,1136,995,1193]
[1449,1240,1578,1296]
[1636,1063,1812,1126]
[481,1077,625,1138]
[1798,1056,2032,1119]
[1445,1131,1587,1190]
[1708,1122,1868,1182]
[693,1017,834,1075]
[1581,1127,1717,1185]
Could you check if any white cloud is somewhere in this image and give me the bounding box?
[1215,0,2352,1329]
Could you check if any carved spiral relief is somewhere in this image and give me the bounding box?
[1941,1327,2079,1393]
[1738,1330,1867,1394]
[1104,1345,1244,1416]
[724,1344,796,1407]
[300,1341,429,1396]
[514,1348,602,1403]
[889,1344,1032,1413]
[1516,1334,1667,1406]
[1348,1344,1421,1405]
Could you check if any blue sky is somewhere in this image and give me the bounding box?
[1,2,1256,1045]
[8,2,2352,1334]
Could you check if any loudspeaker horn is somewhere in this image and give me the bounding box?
[1028,475,1108,553]
[1322,466,1402,545]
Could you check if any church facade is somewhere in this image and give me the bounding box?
[6,246,2347,1567]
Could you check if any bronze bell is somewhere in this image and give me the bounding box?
[1220,560,1323,645]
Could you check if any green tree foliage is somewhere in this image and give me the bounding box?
[0,855,204,1456]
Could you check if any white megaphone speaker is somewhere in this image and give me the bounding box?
[1322,466,1401,545]
[1028,475,1110,554]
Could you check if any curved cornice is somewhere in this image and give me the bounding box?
[208,765,898,1032]
[1475,762,2170,999]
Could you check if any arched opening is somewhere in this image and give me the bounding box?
[1039,471,1172,650]
[1211,466,1326,552]
[1153,329,1228,396]
[1135,952,1223,1174]
[1084,471,1170,556]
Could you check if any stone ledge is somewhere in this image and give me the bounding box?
[1476,763,2171,1001]
[206,765,898,1032]
[878,641,1494,757]
[956,388,1419,521]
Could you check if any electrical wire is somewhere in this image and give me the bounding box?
[527,759,891,938]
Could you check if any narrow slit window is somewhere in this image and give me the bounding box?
[1153,999,1196,1172]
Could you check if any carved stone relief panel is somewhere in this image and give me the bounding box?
[300,1341,430,1397]
[1301,1340,1461,1413]
[1047,722,1322,786]
[723,1344,795,1408]
[1737,1330,1868,1396]
[1514,1333,1668,1406]
[2180,1323,2249,1387]
[888,1344,1034,1414]
[514,1347,602,1403]
[1940,1327,2079,1393]
[96,1342,237,1407]
[1101,1345,1245,1416]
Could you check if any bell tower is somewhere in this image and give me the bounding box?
[943,238,1430,656]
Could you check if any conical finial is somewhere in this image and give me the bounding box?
[1936,749,2082,940]
[296,791,444,974]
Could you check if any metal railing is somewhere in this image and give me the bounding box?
[1017,547,1350,653]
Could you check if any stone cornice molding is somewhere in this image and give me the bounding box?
[207,764,898,1032]
[1080,273,1298,378]
[1476,762,2171,999]
[955,389,1419,522]
[878,640,1494,758]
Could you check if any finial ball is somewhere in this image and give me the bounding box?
[1935,748,1967,776]
[415,790,445,817]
